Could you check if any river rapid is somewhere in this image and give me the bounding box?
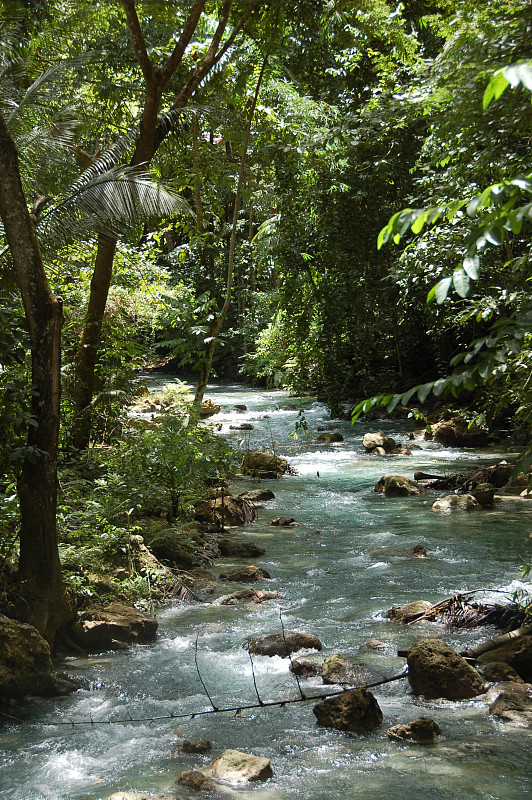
[1,382,532,800]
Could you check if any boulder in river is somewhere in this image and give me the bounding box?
[387,717,441,742]
[407,638,485,700]
[239,488,276,502]
[290,656,323,677]
[174,739,212,754]
[248,631,322,657]
[477,634,532,682]
[68,602,158,652]
[203,749,273,784]
[229,423,254,430]
[0,613,56,699]
[217,538,265,558]
[316,431,344,443]
[470,483,496,507]
[199,399,221,417]
[313,688,383,733]
[321,653,377,686]
[106,794,175,800]
[480,662,525,683]
[176,770,215,790]
[489,683,532,725]
[269,516,300,527]
[432,493,480,512]
[219,565,271,582]
[374,475,427,497]
[194,495,255,527]
[362,431,396,453]
[212,589,282,606]
[242,451,288,477]
[386,600,433,623]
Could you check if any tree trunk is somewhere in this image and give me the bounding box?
[0,111,72,644]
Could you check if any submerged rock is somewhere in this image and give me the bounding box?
[212,589,282,606]
[229,423,254,430]
[374,475,427,496]
[470,482,496,507]
[321,653,377,687]
[407,638,485,700]
[105,794,175,800]
[248,631,322,658]
[316,431,344,443]
[68,602,158,652]
[432,493,479,512]
[269,516,300,527]
[174,739,212,754]
[0,614,55,699]
[313,688,382,733]
[219,565,271,582]
[480,662,525,683]
[217,538,265,558]
[203,749,273,784]
[387,717,441,742]
[176,770,215,790]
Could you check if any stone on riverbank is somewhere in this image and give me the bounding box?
[489,683,532,725]
[219,565,271,582]
[194,495,255,527]
[374,475,427,496]
[477,634,532,682]
[313,688,382,733]
[238,488,276,502]
[407,639,485,700]
[203,749,273,784]
[387,717,441,742]
[432,493,479,512]
[68,602,158,652]
[0,614,55,699]
[427,419,489,447]
[218,538,265,558]
[248,631,322,657]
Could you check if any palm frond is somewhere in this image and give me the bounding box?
[38,165,193,249]
[156,103,217,140]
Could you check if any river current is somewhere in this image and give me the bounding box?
[1,382,532,800]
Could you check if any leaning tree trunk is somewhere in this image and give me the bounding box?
[0,112,72,644]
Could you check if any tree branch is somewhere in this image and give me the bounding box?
[121,0,155,85]
[160,0,207,87]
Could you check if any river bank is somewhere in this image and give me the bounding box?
[1,382,532,800]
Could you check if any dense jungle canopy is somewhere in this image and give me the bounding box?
[0,0,531,643]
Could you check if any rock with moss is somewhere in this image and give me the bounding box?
[387,600,433,623]
[142,527,198,569]
[489,684,532,725]
[477,635,532,682]
[407,638,485,700]
[212,589,282,606]
[248,631,322,658]
[218,538,265,558]
[0,614,56,699]
[316,431,344,443]
[199,399,221,417]
[374,475,427,496]
[241,451,288,477]
[387,717,441,742]
[194,495,255,527]
[321,653,377,686]
[313,688,382,733]
[219,565,271,582]
[68,602,158,652]
[427,419,489,447]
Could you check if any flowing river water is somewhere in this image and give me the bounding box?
[2,382,532,800]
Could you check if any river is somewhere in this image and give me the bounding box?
[1,382,531,800]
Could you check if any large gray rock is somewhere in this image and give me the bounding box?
[313,688,382,733]
[489,684,532,725]
[374,475,427,497]
[248,631,322,658]
[477,635,532,682]
[363,432,396,453]
[242,451,288,477]
[203,749,273,784]
[195,495,256,527]
[432,493,479,512]
[407,639,485,700]
[219,565,271,582]
[238,489,276,502]
[68,602,158,652]
[387,717,441,742]
[0,614,55,699]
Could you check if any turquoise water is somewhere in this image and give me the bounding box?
[1,382,531,799]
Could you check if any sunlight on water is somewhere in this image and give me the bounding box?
[1,381,532,800]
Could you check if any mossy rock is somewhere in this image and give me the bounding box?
[142,527,198,569]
